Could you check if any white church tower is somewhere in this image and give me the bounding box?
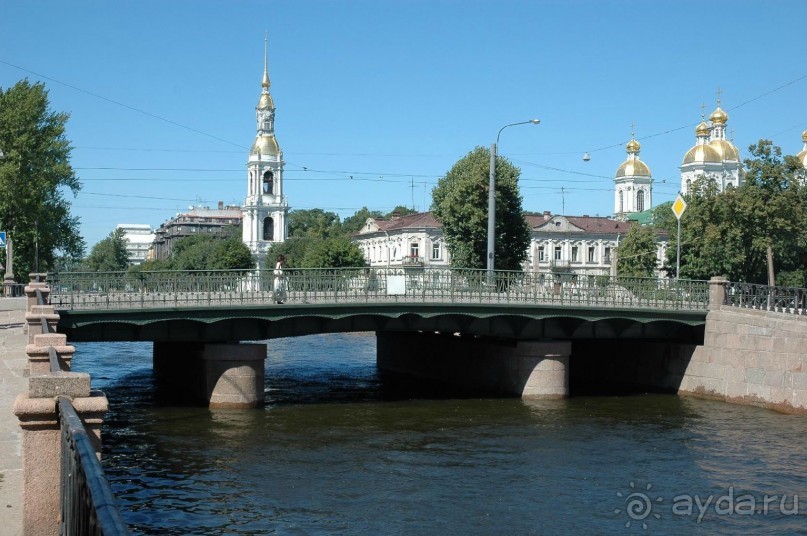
[242,37,288,270]
[614,129,653,220]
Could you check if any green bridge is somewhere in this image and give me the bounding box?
[50,268,710,344]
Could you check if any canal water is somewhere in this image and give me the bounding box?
[74,334,807,535]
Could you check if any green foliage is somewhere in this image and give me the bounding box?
[431,146,529,270]
[341,207,383,235]
[0,79,84,279]
[288,209,341,239]
[656,140,806,283]
[387,205,417,218]
[616,224,658,278]
[265,237,314,268]
[138,235,254,271]
[83,228,129,271]
[300,236,367,268]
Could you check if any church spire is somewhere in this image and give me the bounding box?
[261,32,270,89]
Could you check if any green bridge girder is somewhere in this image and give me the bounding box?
[57,302,707,344]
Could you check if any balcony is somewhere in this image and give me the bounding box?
[402,255,425,267]
[550,259,571,272]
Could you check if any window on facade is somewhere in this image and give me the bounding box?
[686,179,692,192]
[432,242,440,260]
[554,246,562,260]
[619,191,624,213]
[538,246,545,262]
[588,246,595,263]
[263,217,274,241]
[637,190,645,212]
[572,246,578,262]
[263,170,274,194]
[605,247,611,263]
[410,242,419,258]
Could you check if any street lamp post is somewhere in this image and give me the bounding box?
[487,119,540,280]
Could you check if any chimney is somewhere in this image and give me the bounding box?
[218,201,224,210]
[543,210,551,221]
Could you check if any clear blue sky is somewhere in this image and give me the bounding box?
[2,1,806,249]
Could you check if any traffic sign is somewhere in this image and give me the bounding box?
[672,195,687,220]
[0,232,6,247]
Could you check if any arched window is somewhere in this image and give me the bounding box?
[263,170,274,194]
[619,191,624,213]
[636,190,645,212]
[263,217,274,241]
[686,179,692,193]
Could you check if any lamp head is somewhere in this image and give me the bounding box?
[582,152,591,162]
[529,119,541,125]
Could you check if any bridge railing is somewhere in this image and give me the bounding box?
[726,281,807,315]
[48,268,710,311]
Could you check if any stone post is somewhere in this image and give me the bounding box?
[24,274,50,315]
[26,333,75,374]
[13,374,108,536]
[708,276,728,310]
[515,341,571,399]
[202,344,266,409]
[25,305,59,344]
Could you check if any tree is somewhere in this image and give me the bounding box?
[0,79,84,279]
[288,208,341,239]
[155,235,253,271]
[341,207,383,235]
[616,224,658,278]
[386,205,417,218]
[301,237,367,268]
[656,140,806,284]
[431,146,530,270]
[84,228,129,271]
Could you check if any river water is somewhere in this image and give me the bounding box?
[73,334,807,535]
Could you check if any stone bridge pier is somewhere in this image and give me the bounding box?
[377,331,570,398]
[153,342,266,409]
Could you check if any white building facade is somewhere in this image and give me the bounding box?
[242,39,288,270]
[355,213,450,268]
[116,224,154,266]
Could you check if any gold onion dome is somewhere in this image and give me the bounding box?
[626,138,641,153]
[682,144,721,165]
[802,130,807,143]
[251,134,280,157]
[696,121,710,137]
[709,106,728,125]
[709,139,740,161]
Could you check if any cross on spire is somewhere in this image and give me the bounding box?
[700,102,706,120]
[631,121,636,138]
[716,86,722,106]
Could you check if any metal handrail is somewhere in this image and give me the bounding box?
[58,397,129,536]
[47,268,711,312]
[726,281,807,315]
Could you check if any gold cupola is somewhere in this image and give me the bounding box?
[616,134,651,177]
[683,117,721,165]
[709,105,728,125]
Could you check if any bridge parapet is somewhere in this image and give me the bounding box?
[48,268,711,312]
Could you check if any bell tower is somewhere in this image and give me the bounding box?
[242,36,288,270]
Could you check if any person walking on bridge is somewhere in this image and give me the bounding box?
[274,255,287,304]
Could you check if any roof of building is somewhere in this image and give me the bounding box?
[359,212,441,235]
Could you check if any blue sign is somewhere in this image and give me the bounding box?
[0,232,5,247]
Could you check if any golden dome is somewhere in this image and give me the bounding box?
[682,144,721,165]
[616,159,651,178]
[250,134,280,157]
[696,121,710,137]
[798,148,807,168]
[709,106,728,125]
[258,92,274,110]
[626,138,641,153]
[709,139,740,161]
[802,130,807,143]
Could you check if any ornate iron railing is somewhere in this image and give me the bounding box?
[48,268,710,312]
[58,397,129,536]
[726,281,807,315]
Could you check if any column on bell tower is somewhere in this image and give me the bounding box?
[242,36,289,271]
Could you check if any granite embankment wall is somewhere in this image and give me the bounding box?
[679,305,807,413]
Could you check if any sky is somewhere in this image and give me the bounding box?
[1,0,806,249]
